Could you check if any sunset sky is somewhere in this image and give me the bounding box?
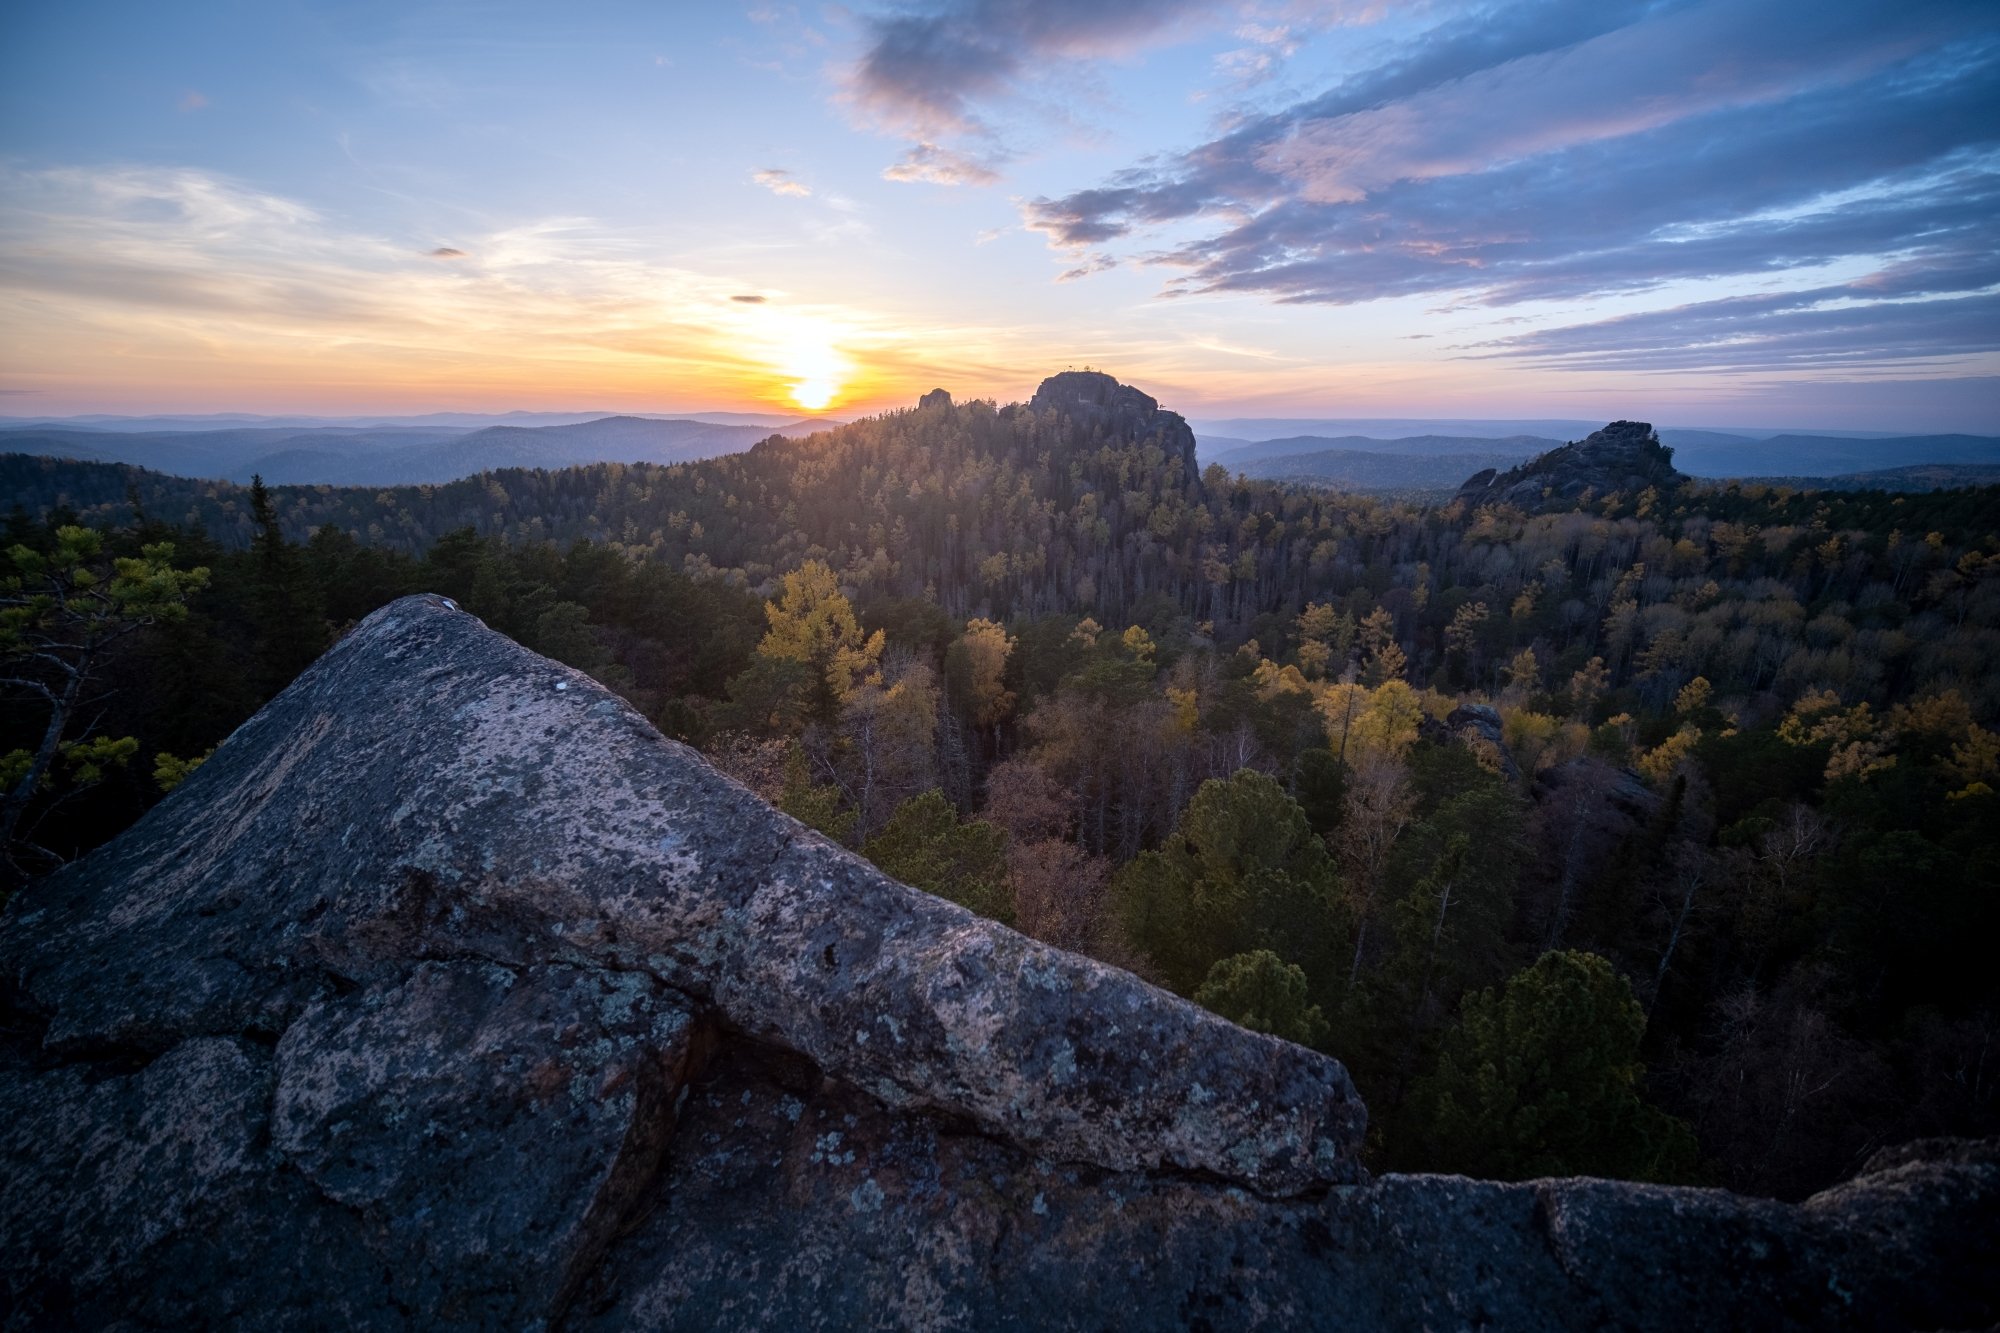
[2,0,1995,429]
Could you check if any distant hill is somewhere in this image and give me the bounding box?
[0,426,468,482]
[1214,434,1556,474]
[1203,426,2000,482]
[0,414,833,486]
[1724,463,2000,492]
[1192,417,1929,447]
[0,410,843,433]
[1663,433,2000,478]
[1192,417,1609,447]
[1236,448,1537,495]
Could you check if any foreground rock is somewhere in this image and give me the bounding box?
[1458,420,1682,511]
[2,597,1994,1330]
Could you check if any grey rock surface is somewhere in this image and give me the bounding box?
[1444,703,1522,782]
[1458,420,1682,511]
[3,595,1994,1330]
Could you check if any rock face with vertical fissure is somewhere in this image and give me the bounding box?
[2,595,1994,1330]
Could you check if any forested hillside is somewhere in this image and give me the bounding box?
[5,373,1997,1198]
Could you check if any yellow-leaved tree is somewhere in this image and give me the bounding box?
[755,560,884,721]
[947,617,1016,744]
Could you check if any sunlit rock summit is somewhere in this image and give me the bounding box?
[1028,370,1200,485]
[1,596,1994,1329]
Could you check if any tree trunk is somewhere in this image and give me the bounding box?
[0,665,84,855]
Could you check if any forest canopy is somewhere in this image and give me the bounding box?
[5,382,1997,1196]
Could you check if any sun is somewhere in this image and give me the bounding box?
[791,376,836,412]
[776,329,849,414]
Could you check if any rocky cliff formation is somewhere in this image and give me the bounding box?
[1457,420,1682,511]
[3,597,1994,1330]
[1027,370,1200,485]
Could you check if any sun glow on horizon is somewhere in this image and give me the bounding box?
[764,318,855,414]
[791,376,837,412]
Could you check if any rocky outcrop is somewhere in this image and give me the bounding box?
[3,596,1995,1330]
[1028,370,1199,484]
[1458,420,1682,511]
[1445,703,1522,782]
[918,387,953,411]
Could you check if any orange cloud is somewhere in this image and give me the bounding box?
[752,169,811,198]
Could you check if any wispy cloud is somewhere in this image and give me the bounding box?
[881,142,999,186]
[427,246,467,259]
[1057,255,1118,282]
[0,165,1106,412]
[752,168,811,197]
[842,0,1236,184]
[1213,22,1302,87]
[1015,0,2000,374]
[178,91,208,112]
[1472,283,2000,372]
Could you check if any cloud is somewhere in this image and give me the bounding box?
[0,164,1105,414]
[848,0,1203,134]
[752,168,811,198]
[1213,22,1302,87]
[427,247,467,259]
[1057,255,1118,282]
[1471,283,2000,373]
[881,142,1000,186]
[1017,0,2000,374]
[1257,1,1966,205]
[845,0,1244,184]
[178,91,208,112]
[731,294,767,303]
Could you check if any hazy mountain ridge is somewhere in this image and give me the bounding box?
[1724,463,2000,492]
[1193,417,1928,445]
[1667,432,2000,478]
[1194,417,1614,443]
[0,409,843,433]
[1200,425,2000,491]
[0,413,837,487]
[1240,448,1539,495]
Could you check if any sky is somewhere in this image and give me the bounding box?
[1,0,1996,430]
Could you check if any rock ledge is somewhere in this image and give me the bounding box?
[2,597,1994,1330]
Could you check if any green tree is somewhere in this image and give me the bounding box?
[0,527,208,872]
[862,790,1009,922]
[1383,783,1528,1025]
[1112,769,1347,1002]
[719,654,814,737]
[1195,950,1329,1047]
[1411,950,1697,1181]
[247,475,328,695]
[531,600,611,675]
[776,744,854,843]
[152,746,214,794]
